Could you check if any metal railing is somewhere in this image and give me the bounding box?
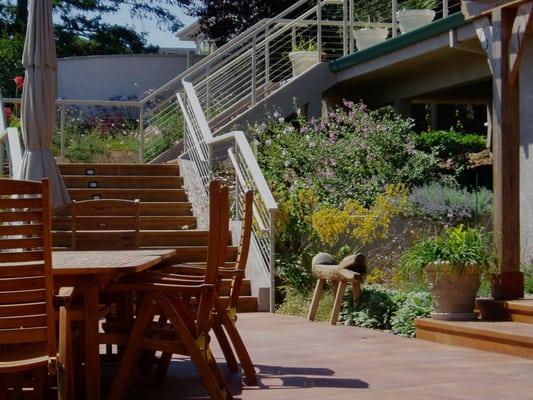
[2,1,458,166]
[179,80,278,312]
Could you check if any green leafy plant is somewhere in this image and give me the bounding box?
[400,225,496,279]
[391,291,432,337]
[352,0,392,24]
[291,39,318,52]
[524,264,533,294]
[400,0,437,10]
[414,130,486,159]
[340,285,406,330]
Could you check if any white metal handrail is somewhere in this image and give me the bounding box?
[179,79,278,311]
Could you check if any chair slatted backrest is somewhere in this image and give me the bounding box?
[196,181,228,334]
[0,178,56,358]
[229,189,253,309]
[236,190,253,272]
[71,199,141,250]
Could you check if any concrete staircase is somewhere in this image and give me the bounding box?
[416,298,533,359]
[53,163,258,312]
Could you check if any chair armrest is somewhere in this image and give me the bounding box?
[54,287,75,308]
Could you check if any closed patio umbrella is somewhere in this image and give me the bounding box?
[20,0,70,209]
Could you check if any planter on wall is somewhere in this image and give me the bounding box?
[288,51,319,77]
[354,28,389,51]
[426,262,481,321]
[396,9,436,33]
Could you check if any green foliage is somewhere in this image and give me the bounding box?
[52,121,139,163]
[0,33,24,97]
[401,225,496,278]
[255,101,440,207]
[406,182,493,225]
[340,285,406,330]
[353,0,392,24]
[524,264,533,294]
[399,0,437,9]
[391,291,432,337]
[291,39,318,52]
[414,130,486,159]
[276,288,335,321]
[144,111,184,162]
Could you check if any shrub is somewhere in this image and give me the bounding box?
[414,130,486,159]
[407,182,493,225]
[340,285,406,330]
[391,291,432,337]
[255,101,440,207]
[524,264,533,294]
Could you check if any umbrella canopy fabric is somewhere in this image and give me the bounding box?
[20,0,70,209]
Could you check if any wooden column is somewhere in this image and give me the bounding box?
[489,7,523,299]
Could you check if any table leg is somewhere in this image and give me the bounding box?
[84,285,101,400]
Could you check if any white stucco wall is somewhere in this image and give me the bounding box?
[57,53,204,101]
[520,36,533,265]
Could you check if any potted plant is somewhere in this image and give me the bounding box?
[353,0,391,50]
[397,0,437,33]
[401,225,496,321]
[288,40,319,77]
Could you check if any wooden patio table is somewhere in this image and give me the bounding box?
[52,249,177,400]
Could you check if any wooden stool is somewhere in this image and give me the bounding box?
[307,253,366,325]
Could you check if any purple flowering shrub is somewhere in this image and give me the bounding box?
[255,101,439,207]
[406,182,493,225]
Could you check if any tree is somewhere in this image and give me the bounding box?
[189,0,297,46]
[0,0,190,95]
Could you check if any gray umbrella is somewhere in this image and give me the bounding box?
[20,0,70,209]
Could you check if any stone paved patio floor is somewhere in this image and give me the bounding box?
[139,313,533,399]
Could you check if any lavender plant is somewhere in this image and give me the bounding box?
[407,182,493,225]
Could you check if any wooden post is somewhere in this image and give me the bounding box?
[489,7,523,299]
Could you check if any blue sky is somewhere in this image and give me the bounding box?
[102,6,196,48]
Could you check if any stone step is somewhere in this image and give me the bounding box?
[67,188,188,202]
[63,175,183,189]
[416,318,533,360]
[59,163,179,176]
[477,298,533,324]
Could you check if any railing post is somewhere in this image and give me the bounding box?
[317,0,322,61]
[349,0,355,53]
[251,35,257,106]
[443,0,449,17]
[343,0,348,56]
[265,27,271,85]
[392,0,398,38]
[234,144,241,219]
[292,27,297,50]
[138,104,145,164]
[60,104,66,163]
[269,209,276,313]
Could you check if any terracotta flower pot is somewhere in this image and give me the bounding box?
[426,262,481,321]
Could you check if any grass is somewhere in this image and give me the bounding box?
[276,288,335,321]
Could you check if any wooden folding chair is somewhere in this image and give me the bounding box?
[0,178,74,399]
[158,190,257,385]
[71,199,141,250]
[104,180,233,400]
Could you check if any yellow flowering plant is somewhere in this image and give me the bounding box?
[311,184,409,254]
